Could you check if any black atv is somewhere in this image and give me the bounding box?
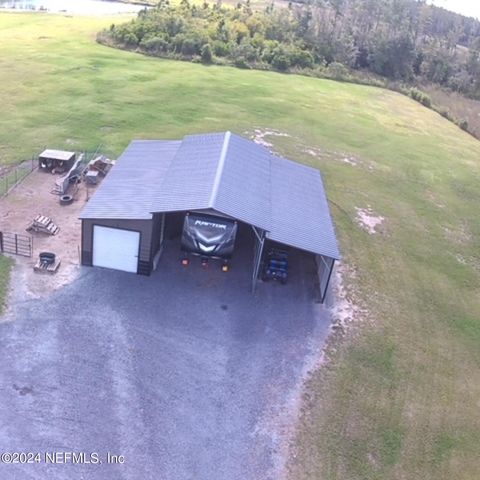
[262,248,288,285]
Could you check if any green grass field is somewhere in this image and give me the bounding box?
[0,12,479,480]
[0,254,13,314]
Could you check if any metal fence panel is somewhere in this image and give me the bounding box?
[0,232,33,258]
[0,157,38,197]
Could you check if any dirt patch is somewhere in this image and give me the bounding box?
[303,148,319,157]
[444,223,472,246]
[425,190,445,209]
[247,128,291,150]
[302,146,336,161]
[246,130,373,172]
[455,253,480,273]
[341,156,359,166]
[0,169,93,299]
[355,206,385,234]
[329,263,367,334]
[303,146,374,170]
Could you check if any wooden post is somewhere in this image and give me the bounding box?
[0,231,3,253]
[15,233,18,255]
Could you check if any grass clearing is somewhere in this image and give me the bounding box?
[0,12,479,479]
[0,255,13,315]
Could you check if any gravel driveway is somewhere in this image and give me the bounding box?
[0,241,332,480]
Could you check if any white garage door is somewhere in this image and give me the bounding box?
[93,226,140,273]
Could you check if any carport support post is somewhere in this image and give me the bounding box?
[160,213,166,251]
[251,227,265,293]
[319,257,335,304]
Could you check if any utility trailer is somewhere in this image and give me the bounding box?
[180,212,238,271]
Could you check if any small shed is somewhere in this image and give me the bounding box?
[39,149,76,173]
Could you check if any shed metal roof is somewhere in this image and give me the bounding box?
[39,149,75,161]
[80,132,340,260]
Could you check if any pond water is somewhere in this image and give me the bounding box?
[0,0,147,14]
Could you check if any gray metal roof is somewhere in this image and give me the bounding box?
[39,149,75,161]
[268,156,340,259]
[149,132,227,212]
[214,133,272,231]
[80,140,181,220]
[80,132,340,260]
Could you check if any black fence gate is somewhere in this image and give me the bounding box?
[0,231,32,258]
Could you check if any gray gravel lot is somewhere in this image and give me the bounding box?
[0,239,332,480]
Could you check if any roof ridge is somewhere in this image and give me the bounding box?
[209,131,231,206]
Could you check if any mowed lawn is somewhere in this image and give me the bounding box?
[1,12,479,480]
[0,255,13,314]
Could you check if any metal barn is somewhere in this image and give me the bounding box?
[79,132,340,301]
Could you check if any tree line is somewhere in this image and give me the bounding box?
[98,0,480,101]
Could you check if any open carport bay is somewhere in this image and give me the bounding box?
[0,234,331,480]
[160,212,324,296]
[162,217,319,293]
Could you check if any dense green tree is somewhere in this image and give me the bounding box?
[100,0,480,99]
[201,43,213,63]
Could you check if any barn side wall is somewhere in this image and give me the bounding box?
[315,255,335,303]
[81,218,153,275]
[150,213,164,258]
